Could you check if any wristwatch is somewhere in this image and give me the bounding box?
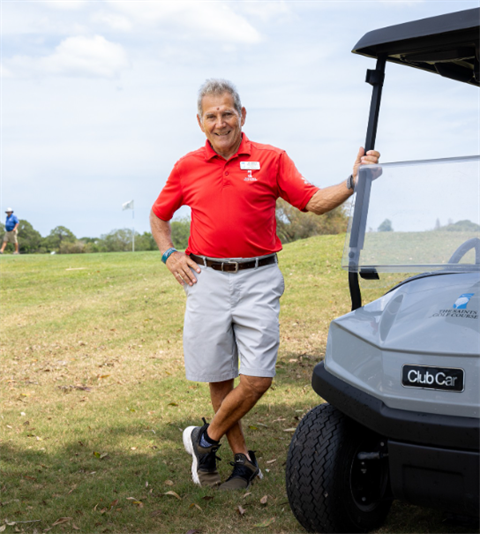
[346,174,355,191]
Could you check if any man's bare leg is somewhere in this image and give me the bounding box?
[207,375,272,449]
[209,379,249,458]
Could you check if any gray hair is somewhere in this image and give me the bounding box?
[197,78,242,118]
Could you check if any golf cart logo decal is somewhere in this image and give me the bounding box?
[402,365,464,392]
[430,309,477,319]
[429,293,477,320]
[453,293,474,309]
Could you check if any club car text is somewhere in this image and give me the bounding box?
[402,365,464,392]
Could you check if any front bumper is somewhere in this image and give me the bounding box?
[312,361,479,450]
[312,362,480,516]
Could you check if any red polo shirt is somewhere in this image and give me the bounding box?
[152,134,319,258]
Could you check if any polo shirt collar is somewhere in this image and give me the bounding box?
[204,133,252,161]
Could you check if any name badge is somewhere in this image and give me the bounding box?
[240,161,260,170]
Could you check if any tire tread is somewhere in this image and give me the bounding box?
[286,403,391,533]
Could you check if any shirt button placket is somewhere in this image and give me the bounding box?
[223,162,231,187]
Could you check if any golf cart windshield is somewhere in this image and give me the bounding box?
[342,155,480,274]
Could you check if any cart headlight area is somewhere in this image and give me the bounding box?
[324,272,480,419]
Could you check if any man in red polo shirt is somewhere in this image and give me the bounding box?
[150,79,380,490]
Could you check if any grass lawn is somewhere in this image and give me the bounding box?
[0,235,475,533]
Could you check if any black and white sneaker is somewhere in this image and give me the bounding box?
[183,418,222,487]
[219,450,263,491]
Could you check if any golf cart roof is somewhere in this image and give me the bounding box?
[352,8,480,86]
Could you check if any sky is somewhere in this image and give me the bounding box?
[360,157,480,232]
[1,0,479,239]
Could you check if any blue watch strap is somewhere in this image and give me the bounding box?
[161,247,177,264]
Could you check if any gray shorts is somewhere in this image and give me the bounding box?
[183,258,285,383]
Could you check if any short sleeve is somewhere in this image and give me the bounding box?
[276,151,319,212]
[151,164,184,221]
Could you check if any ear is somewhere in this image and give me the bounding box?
[240,107,247,127]
[197,114,205,133]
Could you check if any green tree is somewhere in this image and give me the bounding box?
[97,229,134,252]
[377,219,393,232]
[171,218,191,250]
[18,220,44,253]
[437,219,480,232]
[42,226,76,252]
[78,237,100,253]
[135,232,157,251]
[79,237,97,244]
[275,198,348,244]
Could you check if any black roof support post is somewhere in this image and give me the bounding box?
[349,56,386,311]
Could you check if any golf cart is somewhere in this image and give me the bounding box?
[286,8,480,533]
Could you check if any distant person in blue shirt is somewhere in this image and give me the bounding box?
[1,208,19,254]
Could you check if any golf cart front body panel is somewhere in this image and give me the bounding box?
[312,361,479,451]
[353,8,479,87]
[324,272,480,418]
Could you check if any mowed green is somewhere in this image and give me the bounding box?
[0,237,469,534]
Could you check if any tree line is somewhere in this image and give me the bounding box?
[0,204,348,254]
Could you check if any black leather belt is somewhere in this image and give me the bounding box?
[189,253,277,273]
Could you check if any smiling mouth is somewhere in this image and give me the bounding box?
[215,130,231,137]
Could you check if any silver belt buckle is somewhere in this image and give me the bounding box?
[223,260,239,273]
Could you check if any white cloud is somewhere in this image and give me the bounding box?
[38,0,88,10]
[5,35,130,79]
[0,64,14,79]
[41,35,129,77]
[107,1,262,43]
[1,2,90,37]
[377,0,424,4]
[238,0,291,22]
[91,11,132,32]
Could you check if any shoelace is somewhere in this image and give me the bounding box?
[199,451,221,471]
[225,460,253,481]
[198,417,222,471]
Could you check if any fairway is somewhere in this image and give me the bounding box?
[0,236,473,533]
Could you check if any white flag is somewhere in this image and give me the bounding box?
[122,200,134,210]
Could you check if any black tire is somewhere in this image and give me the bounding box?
[286,403,392,533]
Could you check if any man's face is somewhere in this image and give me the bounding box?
[6,212,12,216]
[197,92,246,159]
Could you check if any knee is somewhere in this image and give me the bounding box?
[241,376,272,401]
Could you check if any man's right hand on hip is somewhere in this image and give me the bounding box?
[166,251,201,286]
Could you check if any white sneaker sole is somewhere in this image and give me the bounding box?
[182,426,200,486]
